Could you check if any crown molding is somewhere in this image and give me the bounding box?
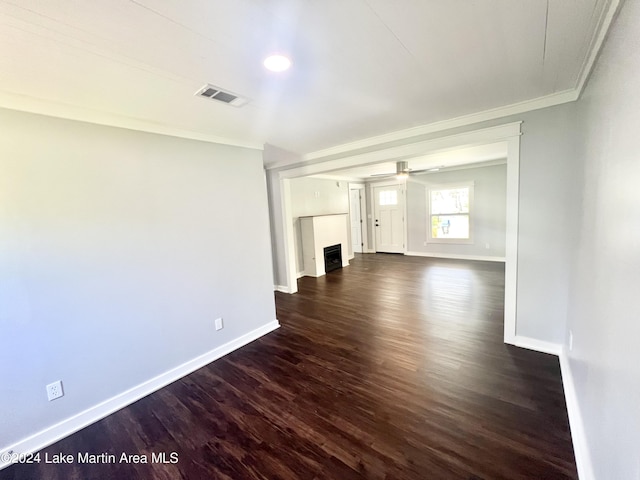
[0,91,264,151]
[303,90,577,162]
[277,123,521,179]
[303,0,621,164]
[574,0,621,96]
[308,173,364,182]
[1,0,618,158]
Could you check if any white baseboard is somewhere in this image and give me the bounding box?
[512,335,562,356]
[296,271,304,279]
[559,348,594,480]
[0,320,280,471]
[405,251,506,262]
[511,337,592,478]
[274,284,291,293]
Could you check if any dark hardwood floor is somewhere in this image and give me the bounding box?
[3,254,577,480]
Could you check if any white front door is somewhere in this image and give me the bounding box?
[373,184,404,253]
[349,189,363,253]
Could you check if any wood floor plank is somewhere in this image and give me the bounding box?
[2,254,577,479]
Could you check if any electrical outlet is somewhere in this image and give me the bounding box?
[46,380,64,401]
[569,330,574,351]
[215,317,224,331]
[423,241,427,246]
[485,243,490,249]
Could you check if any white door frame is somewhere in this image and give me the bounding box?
[369,179,407,253]
[274,122,521,345]
[348,183,367,254]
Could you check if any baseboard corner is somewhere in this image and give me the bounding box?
[512,335,562,356]
[559,349,595,480]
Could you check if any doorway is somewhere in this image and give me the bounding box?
[373,184,405,253]
[273,122,521,345]
[349,184,366,254]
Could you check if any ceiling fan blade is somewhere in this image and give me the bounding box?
[369,172,395,177]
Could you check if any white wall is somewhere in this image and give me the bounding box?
[567,1,640,477]
[289,177,349,273]
[290,177,349,218]
[0,108,277,451]
[406,164,507,258]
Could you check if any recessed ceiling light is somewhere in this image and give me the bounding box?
[264,54,291,72]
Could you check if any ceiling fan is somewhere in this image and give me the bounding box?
[369,160,433,179]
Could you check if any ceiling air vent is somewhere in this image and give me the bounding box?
[195,84,249,107]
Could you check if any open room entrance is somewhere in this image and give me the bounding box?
[274,122,521,345]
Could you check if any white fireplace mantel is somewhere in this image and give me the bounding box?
[299,214,349,277]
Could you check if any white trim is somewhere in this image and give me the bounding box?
[574,0,621,96]
[559,348,595,480]
[274,285,291,293]
[359,184,369,252]
[372,182,407,254]
[403,184,408,254]
[511,337,593,478]
[367,183,376,251]
[368,179,407,254]
[311,173,364,182]
[512,335,562,356]
[0,93,263,151]
[0,0,616,162]
[405,251,505,262]
[281,178,298,294]
[275,124,522,179]
[503,135,520,345]
[0,320,280,470]
[303,96,568,162]
[299,0,619,165]
[426,182,475,245]
[348,183,368,253]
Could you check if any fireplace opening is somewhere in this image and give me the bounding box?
[324,244,342,273]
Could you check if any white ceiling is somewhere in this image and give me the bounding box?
[0,0,613,159]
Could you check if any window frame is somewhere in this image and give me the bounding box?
[426,182,474,245]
